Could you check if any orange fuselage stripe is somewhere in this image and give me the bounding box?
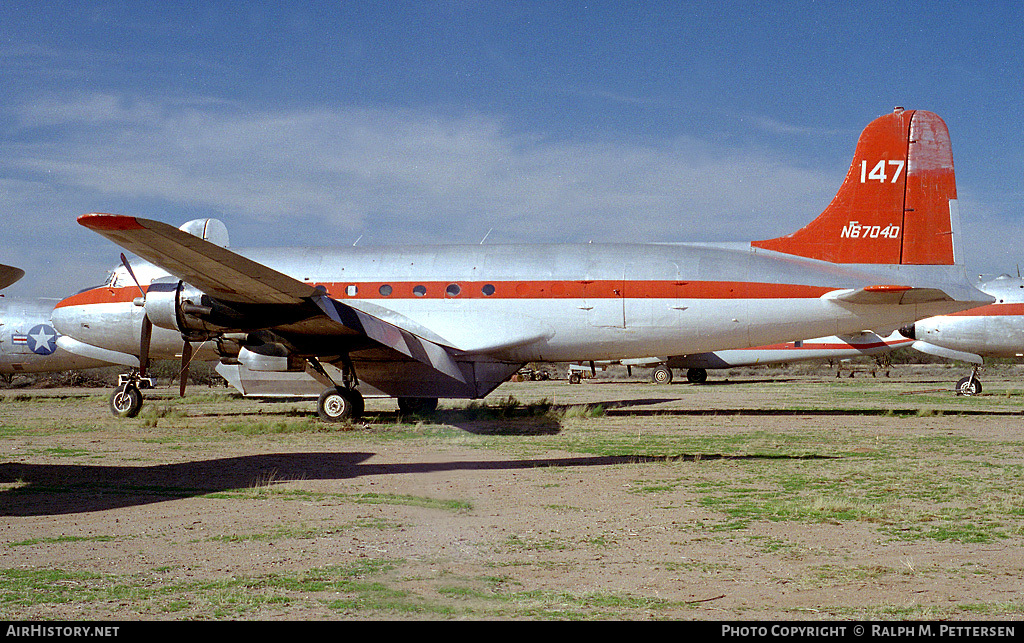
[55,280,837,307]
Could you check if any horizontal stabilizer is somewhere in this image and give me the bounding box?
[911,340,983,364]
[826,285,952,305]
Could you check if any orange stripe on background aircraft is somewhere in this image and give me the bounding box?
[52,108,991,420]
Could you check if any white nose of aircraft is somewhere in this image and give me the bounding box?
[51,293,146,357]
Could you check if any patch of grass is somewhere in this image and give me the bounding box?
[217,418,328,435]
[7,535,117,548]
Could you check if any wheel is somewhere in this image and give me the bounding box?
[317,387,364,422]
[956,376,982,396]
[651,365,673,384]
[568,372,581,384]
[397,397,438,415]
[109,385,143,418]
[686,368,708,384]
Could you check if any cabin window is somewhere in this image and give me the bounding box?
[413,285,427,297]
[482,284,496,296]
[379,284,393,297]
[446,284,461,297]
[346,285,358,297]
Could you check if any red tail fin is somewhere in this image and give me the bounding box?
[752,108,958,265]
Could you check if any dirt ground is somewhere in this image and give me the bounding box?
[2,363,1023,620]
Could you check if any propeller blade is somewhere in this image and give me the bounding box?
[120,253,146,298]
[122,253,153,376]
[139,316,152,377]
[179,341,193,397]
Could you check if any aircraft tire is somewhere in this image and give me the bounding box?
[397,397,438,415]
[651,366,673,384]
[317,387,364,422]
[956,376,982,396]
[686,368,708,384]
[109,385,143,418]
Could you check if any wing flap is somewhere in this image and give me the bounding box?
[314,295,466,383]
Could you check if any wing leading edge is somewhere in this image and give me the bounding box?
[77,213,466,383]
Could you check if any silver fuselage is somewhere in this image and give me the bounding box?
[52,241,988,368]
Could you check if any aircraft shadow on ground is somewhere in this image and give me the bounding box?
[0,450,834,517]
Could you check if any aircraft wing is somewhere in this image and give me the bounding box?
[0,264,25,290]
[77,213,465,383]
[79,213,317,305]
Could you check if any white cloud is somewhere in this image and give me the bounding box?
[0,93,863,296]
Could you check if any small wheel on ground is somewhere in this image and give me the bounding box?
[956,376,982,396]
[109,385,144,418]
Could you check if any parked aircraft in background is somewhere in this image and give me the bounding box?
[52,108,991,420]
[899,274,1024,394]
[1,265,114,379]
[622,331,912,384]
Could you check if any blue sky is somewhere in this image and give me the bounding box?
[2,1,1023,299]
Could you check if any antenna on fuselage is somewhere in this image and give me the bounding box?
[480,228,493,244]
[353,235,362,247]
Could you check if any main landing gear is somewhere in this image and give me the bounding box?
[650,366,708,384]
[317,386,365,422]
[315,387,440,422]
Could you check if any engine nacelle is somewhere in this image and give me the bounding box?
[144,277,228,339]
[237,344,306,372]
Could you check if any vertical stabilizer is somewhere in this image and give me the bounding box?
[752,109,958,265]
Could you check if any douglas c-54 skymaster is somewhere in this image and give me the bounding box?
[52,108,991,420]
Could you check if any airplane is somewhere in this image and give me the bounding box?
[51,108,993,421]
[899,273,1024,395]
[1,265,115,381]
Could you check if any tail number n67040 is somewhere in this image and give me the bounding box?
[841,221,900,239]
[860,160,905,183]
